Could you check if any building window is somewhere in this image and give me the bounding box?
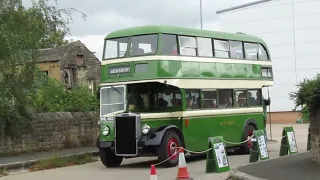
[185,89,200,109]
[197,37,213,57]
[214,40,230,58]
[230,41,244,59]
[258,44,269,60]
[161,34,178,55]
[76,54,84,65]
[244,43,258,60]
[64,69,71,85]
[178,36,197,56]
[234,90,248,107]
[202,90,218,109]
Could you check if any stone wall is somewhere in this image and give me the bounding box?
[0,112,99,156]
[310,109,320,163]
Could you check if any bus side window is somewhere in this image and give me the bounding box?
[218,89,233,108]
[202,90,217,109]
[234,90,248,107]
[185,89,200,110]
[247,89,262,106]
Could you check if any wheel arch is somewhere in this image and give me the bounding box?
[143,125,185,147]
[242,118,258,142]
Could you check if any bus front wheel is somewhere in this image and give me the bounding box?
[99,148,123,168]
[157,129,182,167]
[240,124,256,154]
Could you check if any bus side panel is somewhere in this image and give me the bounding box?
[182,113,264,151]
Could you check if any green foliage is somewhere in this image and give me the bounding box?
[289,73,320,112]
[33,76,99,113]
[0,0,87,137]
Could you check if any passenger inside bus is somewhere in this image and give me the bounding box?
[156,93,168,108]
[236,93,247,107]
[247,92,256,106]
[127,92,145,111]
[219,91,232,108]
[186,96,193,110]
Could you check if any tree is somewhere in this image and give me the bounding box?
[289,73,320,164]
[0,0,86,137]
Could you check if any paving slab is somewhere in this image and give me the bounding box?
[234,151,320,180]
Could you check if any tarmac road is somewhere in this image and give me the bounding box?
[1,124,309,180]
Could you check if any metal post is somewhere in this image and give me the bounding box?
[200,0,203,29]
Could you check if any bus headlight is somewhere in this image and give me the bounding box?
[142,124,150,134]
[102,126,110,136]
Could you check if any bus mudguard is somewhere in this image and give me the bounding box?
[142,125,182,146]
[243,119,258,130]
[97,135,113,148]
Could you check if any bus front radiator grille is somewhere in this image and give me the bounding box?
[115,116,138,156]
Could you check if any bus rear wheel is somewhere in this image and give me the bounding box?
[99,148,123,168]
[240,124,256,154]
[157,130,182,167]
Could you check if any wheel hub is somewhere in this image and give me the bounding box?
[167,138,179,159]
[247,132,253,149]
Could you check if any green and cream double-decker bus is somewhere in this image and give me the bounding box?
[97,25,273,168]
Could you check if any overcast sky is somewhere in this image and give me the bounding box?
[25,0,254,60]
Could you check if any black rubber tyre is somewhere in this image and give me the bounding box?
[239,124,256,154]
[99,148,123,168]
[157,130,182,167]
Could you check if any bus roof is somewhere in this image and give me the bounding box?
[105,25,267,46]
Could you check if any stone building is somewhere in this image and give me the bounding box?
[38,40,101,92]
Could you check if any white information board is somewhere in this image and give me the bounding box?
[213,142,229,168]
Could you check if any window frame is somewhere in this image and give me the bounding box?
[128,33,159,57]
[229,40,244,59]
[103,36,130,60]
[178,35,198,57]
[243,42,259,60]
[196,37,214,57]
[161,33,179,56]
[258,43,270,61]
[213,39,231,59]
[201,89,218,109]
[234,89,249,107]
[185,89,201,110]
[247,89,262,107]
[217,89,234,108]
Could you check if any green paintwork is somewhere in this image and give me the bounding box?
[104,25,268,49]
[99,112,264,152]
[100,60,272,83]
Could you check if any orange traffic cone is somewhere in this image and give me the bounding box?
[176,147,193,180]
[150,164,158,180]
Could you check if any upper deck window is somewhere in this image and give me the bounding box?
[197,37,213,57]
[129,34,158,56]
[178,36,197,56]
[104,37,129,59]
[161,34,178,55]
[258,44,269,60]
[244,43,258,60]
[214,40,230,58]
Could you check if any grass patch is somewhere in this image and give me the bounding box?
[29,153,97,171]
[0,168,8,177]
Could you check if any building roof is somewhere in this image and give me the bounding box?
[38,40,84,62]
[105,25,268,46]
[216,0,273,14]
